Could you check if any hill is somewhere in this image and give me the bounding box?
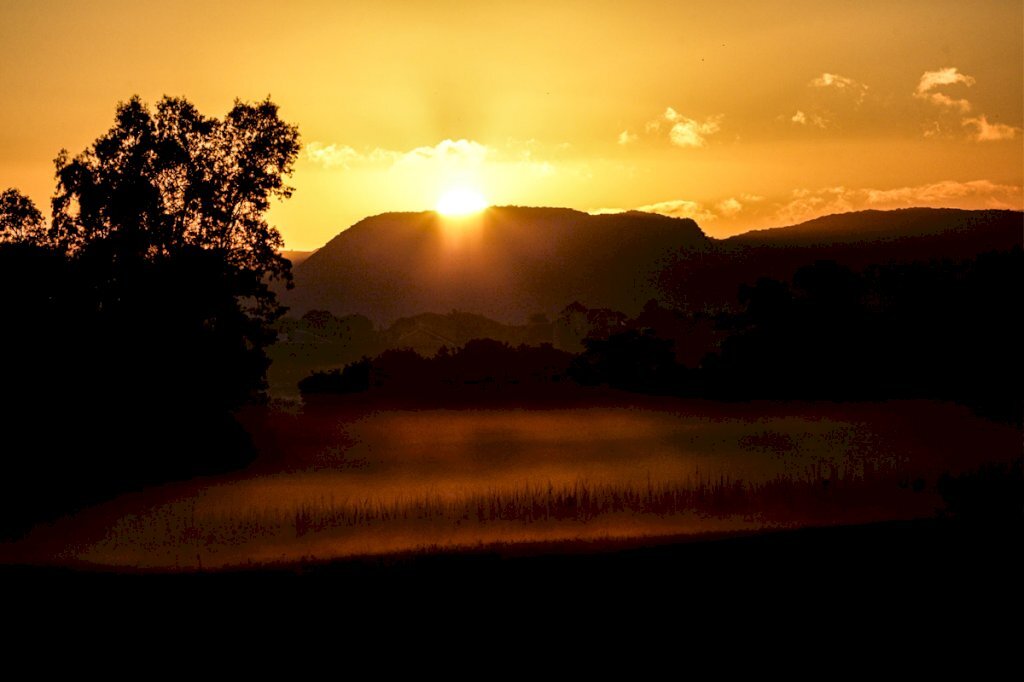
[285,207,709,324]
[660,207,1021,312]
[280,250,315,268]
[285,207,1021,323]
[725,207,1018,248]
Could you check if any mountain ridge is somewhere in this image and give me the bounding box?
[284,206,1021,324]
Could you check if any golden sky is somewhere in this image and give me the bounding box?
[2,0,1021,249]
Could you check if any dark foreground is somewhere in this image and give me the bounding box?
[4,518,1020,667]
[7,518,1020,613]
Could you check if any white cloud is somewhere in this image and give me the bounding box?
[394,139,489,167]
[716,197,743,217]
[302,137,584,182]
[811,73,852,89]
[809,72,868,103]
[669,117,721,148]
[790,109,828,128]
[924,92,973,113]
[618,130,637,145]
[637,199,718,222]
[962,115,1020,142]
[591,181,1021,234]
[684,118,725,148]
[589,199,718,224]
[305,139,490,170]
[304,142,362,169]
[914,67,975,112]
[863,180,1022,207]
[916,67,976,95]
[641,108,723,148]
[912,68,1019,142]
[773,180,1023,225]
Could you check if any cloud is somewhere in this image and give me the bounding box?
[809,72,868,103]
[923,92,973,113]
[914,67,974,112]
[640,108,723,148]
[716,197,743,217]
[664,109,723,148]
[303,137,568,190]
[590,199,718,224]
[591,180,1021,235]
[810,73,853,89]
[393,139,489,167]
[912,68,1019,142]
[305,139,491,170]
[790,110,828,128]
[304,142,362,169]
[640,199,717,222]
[863,180,1022,207]
[962,115,1020,142]
[618,130,637,145]
[773,180,1023,225]
[916,67,976,95]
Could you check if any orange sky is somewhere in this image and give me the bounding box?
[2,0,1021,249]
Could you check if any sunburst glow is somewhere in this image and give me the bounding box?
[436,187,488,216]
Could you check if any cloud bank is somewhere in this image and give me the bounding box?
[591,181,1022,234]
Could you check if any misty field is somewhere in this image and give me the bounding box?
[6,399,1018,570]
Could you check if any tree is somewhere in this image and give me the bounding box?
[0,188,47,245]
[0,96,301,536]
[49,94,301,407]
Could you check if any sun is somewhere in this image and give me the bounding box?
[436,187,488,216]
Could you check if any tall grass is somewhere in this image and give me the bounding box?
[92,462,932,564]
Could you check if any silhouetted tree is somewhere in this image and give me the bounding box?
[299,357,373,395]
[0,188,47,245]
[0,96,301,537]
[47,95,300,407]
[570,329,680,393]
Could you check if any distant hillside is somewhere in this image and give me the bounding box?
[285,206,1021,323]
[657,208,1021,312]
[281,250,315,268]
[726,208,1019,249]
[286,207,709,324]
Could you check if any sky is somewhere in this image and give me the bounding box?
[1,0,1021,250]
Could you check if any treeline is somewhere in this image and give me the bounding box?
[300,339,576,406]
[301,249,1022,422]
[699,250,1021,417]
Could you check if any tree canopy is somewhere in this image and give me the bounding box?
[45,95,301,405]
[0,95,302,536]
[0,188,46,244]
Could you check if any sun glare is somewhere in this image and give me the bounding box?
[436,187,488,216]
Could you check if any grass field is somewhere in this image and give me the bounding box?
[4,399,1018,570]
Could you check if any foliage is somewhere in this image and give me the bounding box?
[0,188,47,245]
[0,95,301,537]
[49,95,299,403]
[569,329,680,393]
[50,96,299,360]
[299,340,576,404]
